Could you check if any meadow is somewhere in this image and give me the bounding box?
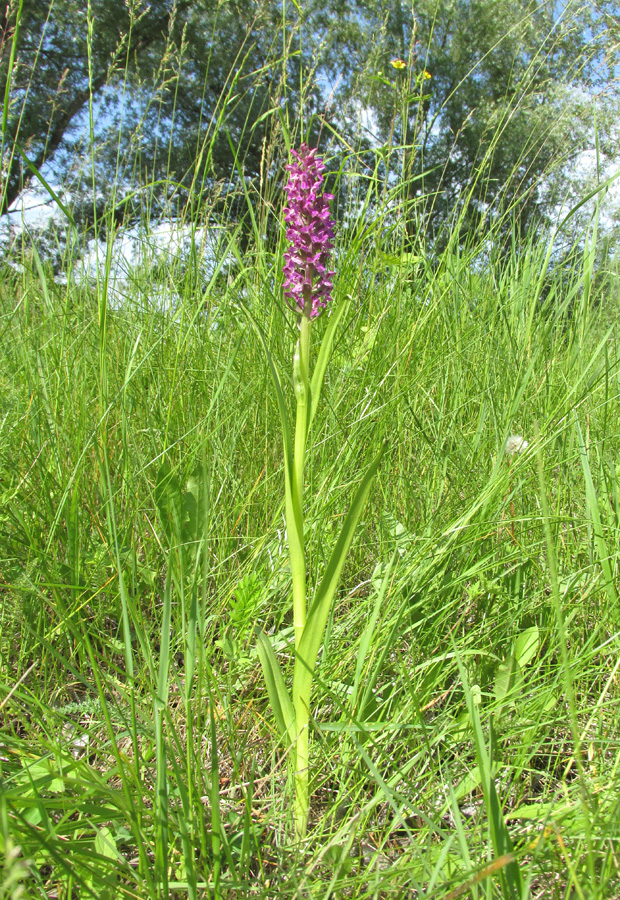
[1,45,620,898]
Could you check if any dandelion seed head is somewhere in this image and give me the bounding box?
[505,435,529,456]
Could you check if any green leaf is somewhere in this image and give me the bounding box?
[453,765,482,802]
[506,800,573,822]
[310,298,349,429]
[514,626,539,668]
[367,74,394,89]
[231,573,261,633]
[493,655,522,704]
[323,845,353,875]
[256,631,296,749]
[95,826,118,860]
[240,304,307,649]
[182,467,210,556]
[293,442,386,714]
[22,760,64,794]
[155,461,183,546]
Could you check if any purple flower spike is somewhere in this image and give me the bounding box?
[282,143,335,319]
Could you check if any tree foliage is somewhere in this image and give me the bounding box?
[1,0,306,225]
[0,0,614,242]
[311,0,605,241]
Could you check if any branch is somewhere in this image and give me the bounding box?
[2,0,192,215]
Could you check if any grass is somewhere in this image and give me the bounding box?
[1,200,620,898]
[2,8,620,898]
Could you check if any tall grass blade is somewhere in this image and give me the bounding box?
[455,653,523,899]
[256,630,296,748]
[574,415,618,610]
[208,672,221,900]
[154,568,173,898]
[14,142,77,230]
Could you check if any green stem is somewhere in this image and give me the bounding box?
[293,703,309,841]
[290,315,311,650]
[289,314,311,840]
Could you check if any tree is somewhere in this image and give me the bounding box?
[0,0,313,227]
[308,0,606,244]
[0,0,614,247]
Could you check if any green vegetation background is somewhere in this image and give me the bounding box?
[2,207,620,897]
[1,1,620,897]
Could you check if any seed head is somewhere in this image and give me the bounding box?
[505,435,529,457]
[282,144,335,320]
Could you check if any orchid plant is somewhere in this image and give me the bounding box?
[250,145,384,841]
